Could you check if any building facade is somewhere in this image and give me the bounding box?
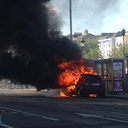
[66,29,128,59]
[98,33,116,59]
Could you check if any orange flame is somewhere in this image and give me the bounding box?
[57,57,96,87]
[60,92,68,97]
[66,85,76,92]
[89,94,97,97]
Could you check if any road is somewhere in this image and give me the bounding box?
[1,92,128,128]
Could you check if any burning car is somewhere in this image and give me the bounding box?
[65,74,106,97]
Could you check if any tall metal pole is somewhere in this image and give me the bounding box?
[122,28,125,94]
[123,35,125,93]
[69,0,72,41]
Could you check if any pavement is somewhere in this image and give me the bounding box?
[0,88,128,99]
[0,88,63,97]
[106,93,128,99]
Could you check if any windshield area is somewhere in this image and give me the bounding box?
[85,75,103,82]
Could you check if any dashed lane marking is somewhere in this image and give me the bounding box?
[1,107,59,121]
[76,113,128,123]
[76,113,100,118]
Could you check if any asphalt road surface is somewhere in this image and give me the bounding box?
[1,94,128,128]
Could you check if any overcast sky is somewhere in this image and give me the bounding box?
[50,0,128,35]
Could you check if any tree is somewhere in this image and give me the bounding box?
[108,44,123,59]
[75,37,103,59]
[108,44,128,59]
[83,48,103,59]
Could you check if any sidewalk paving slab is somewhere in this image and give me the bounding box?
[105,93,128,99]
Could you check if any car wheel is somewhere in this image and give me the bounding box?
[99,93,105,98]
[77,89,82,97]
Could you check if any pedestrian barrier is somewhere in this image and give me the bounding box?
[0,105,2,127]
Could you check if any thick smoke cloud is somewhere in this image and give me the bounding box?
[0,0,86,90]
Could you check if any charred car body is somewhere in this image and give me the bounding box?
[65,74,106,97]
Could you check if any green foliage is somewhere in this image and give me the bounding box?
[75,37,102,59]
[83,48,103,59]
[108,44,128,59]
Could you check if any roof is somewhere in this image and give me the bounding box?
[98,36,108,40]
[80,33,98,40]
[115,31,122,37]
[101,33,116,38]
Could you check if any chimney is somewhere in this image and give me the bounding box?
[84,29,88,35]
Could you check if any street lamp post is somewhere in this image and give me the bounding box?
[69,0,72,41]
[81,38,85,50]
[122,28,126,93]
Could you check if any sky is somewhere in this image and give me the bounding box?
[50,0,128,35]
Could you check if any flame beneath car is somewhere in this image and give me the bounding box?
[89,94,97,97]
[59,91,68,97]
[57,57,96,87]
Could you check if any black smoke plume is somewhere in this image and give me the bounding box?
[0,0,89,90]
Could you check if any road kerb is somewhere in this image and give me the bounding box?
[105,94,128,99]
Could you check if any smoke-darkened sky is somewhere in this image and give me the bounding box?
[50,0,127,35]
[0,0,92,90]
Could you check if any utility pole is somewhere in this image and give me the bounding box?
[69,0,72,41]
[122,28,126,93]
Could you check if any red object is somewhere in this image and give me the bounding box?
[114,82,123,91]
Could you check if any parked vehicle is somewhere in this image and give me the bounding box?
[67,74,106,97]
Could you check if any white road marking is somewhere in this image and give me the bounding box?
[2,123,14,128]
[99,117,128,123]
[58,104,80,109]
[117,103,128,106]
[76,113,128,123]
[76,113,100,117]
[1,107,59,121]
[109,111,128,116]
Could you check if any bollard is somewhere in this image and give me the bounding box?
[0,105,2,127]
